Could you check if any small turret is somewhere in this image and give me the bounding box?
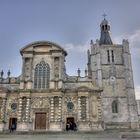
[0,70,4,78]
[77,68,81,77]
[99,14,113,45]
[7,70,11,78]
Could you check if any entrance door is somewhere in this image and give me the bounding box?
[9,118,17,131]
[35,113,46,130]
[67,117,74,124]
[66,117,76,131]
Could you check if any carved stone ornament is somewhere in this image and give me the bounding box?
[11,103,17,111]
[67,102,74,112]
[31,98,49,109]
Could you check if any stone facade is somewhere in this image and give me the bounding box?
[0,18,139,131]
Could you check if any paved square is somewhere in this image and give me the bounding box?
[0,133,137,140]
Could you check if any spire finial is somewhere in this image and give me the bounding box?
[77,68,80,77]
[0,70,4,78]
[7,70,11,78]
[102,13,107,19]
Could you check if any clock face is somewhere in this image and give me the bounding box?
[67,102,74,112]
[110,76,116,82]
[11,103,17,111]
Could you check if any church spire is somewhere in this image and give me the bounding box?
[99,14,113,45]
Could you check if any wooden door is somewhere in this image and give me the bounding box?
[35,113,46,130]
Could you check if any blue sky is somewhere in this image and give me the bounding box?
[0,0,140,97]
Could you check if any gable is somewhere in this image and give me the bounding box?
[20,41,67,56]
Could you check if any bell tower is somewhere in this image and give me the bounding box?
[99,14,113,45]
[88,16,139,129]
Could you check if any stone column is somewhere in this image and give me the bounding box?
[29,58,33,80]
[86,97,89,121]
[57,97,62,121]
[0,98,6,131]
[17,97,30,131]
[20,58,25,89]
[2,98,7,122]
[49,97,62,131]
[97,96,103,130]
[59,57,62,80]
[25,98,30,122]
[97,97,102,121]
[21,57,25,81]
[78,97,81,121]
[17,98,22,122]
[78,96,90,131]
[27,58,33,89]
[50,97,54,121]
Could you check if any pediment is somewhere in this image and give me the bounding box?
[20,41,67,56]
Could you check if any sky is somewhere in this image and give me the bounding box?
[0,0,140,98]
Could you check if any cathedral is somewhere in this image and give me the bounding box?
[0,17,139,131]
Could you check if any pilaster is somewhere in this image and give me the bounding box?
[78,97,81,120]
[123,39,139,129]
[17,96,31,131]
[17,98,22,122]
[50,97,54,121]
[96,40,102,87]
[49,96,62,131]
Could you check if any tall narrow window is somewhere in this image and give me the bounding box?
[107,50,110,63]
[105,24,108,30]
[111,50,114,63]
[112,100,118,113]
[34,61,50,89]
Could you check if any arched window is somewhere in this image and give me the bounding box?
[102,25,104,31]
[34,61,50,89]
[105,24,108,30]
[112,100,118,113]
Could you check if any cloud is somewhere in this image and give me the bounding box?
[64,28,140,53]
[114,29,140,99]
[135,86,140,99]
[64,29,140,81]
[127,30,140,60]
[113,35,124,44]
[128,29,140,48]
[64,40,90,53]
[63,41,91,76]
[113,29,140,49]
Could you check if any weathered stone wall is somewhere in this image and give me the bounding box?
[89,40,139,129]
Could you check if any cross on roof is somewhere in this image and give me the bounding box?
[102,13,107,19]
